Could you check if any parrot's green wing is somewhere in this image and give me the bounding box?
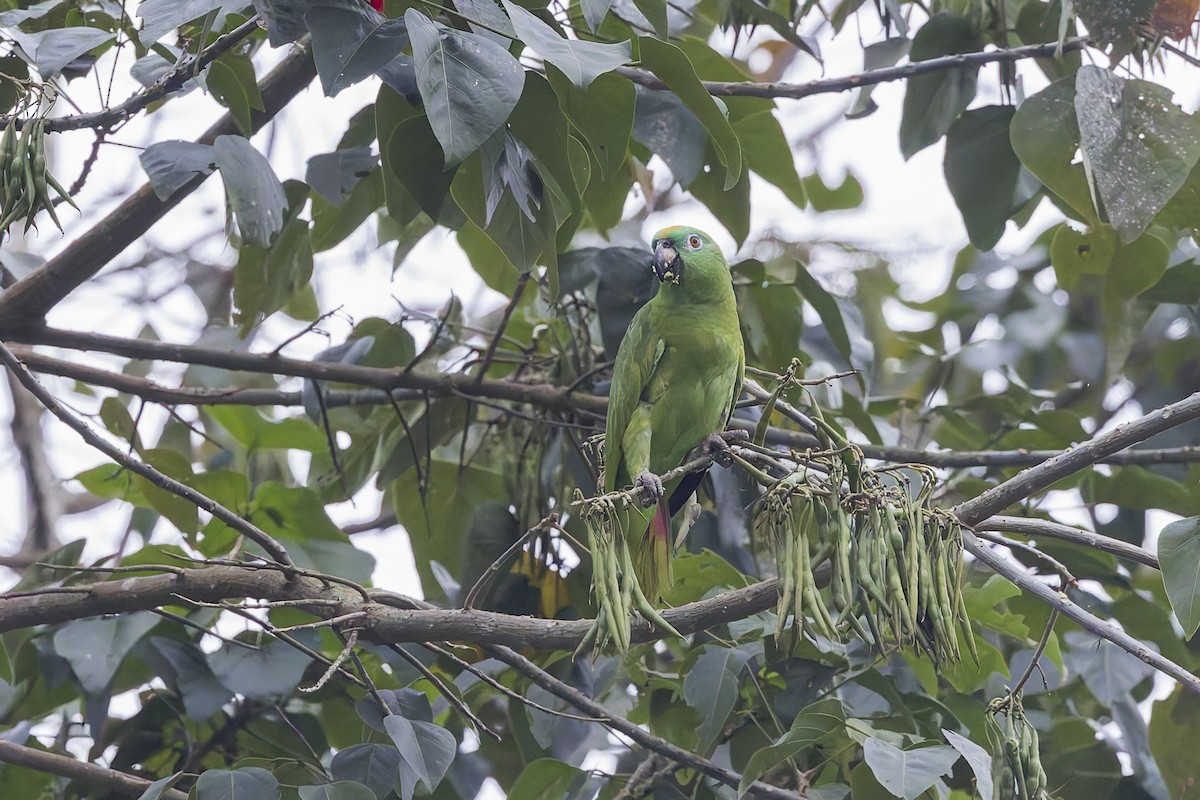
[603,302,665,494]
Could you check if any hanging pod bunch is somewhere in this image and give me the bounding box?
[761,477,839,646]
[757,460,976,664]
[0,115,78,236]
[986,695,1052,800]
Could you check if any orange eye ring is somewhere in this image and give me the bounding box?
[686,234,702,250]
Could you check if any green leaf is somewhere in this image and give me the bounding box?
[1158,516,1200,638]
[683,644,753,750]
[898,13,982,159]
[792,262,852,366]
[135,773,184,800]
[1049,223,1116,290]
[307,147,379,206]
[943,106,1028,250]
[862,738,959,800]
[803,171,863,211]
[1074,66,1200,243]
[134,448,199,533]
[1148,686,1200,800]
[738,701,846,796]
[637,37,742,190]
[1075,0,1153,47]
[250,483,345,542]
[312,166,385,251]
[405,9,525,166]
[194,767,281,800]
[207,52,264,135]
[451,149,556,274]
[307,3,409,96]
[6,27,115,77]
[331,744,401,800]
[1063,631,1155,706]
[207,634,315,697]
[1142,261,1200,305]
[233,213,314,334]
[297,782,378,800]
[547,69,633,180]
[1011,76,1097,224]
[139,140,215,201]
[205,406,327,452]
[214,135,287,248]
[735,109,806,207]
[137,0,243,44]
[508,759,583,799]
[52,612,158,695]
[1081,466,1199,516]
[383,715,457,800]
[942,729,992,800]
[148,637,234,720]
[500,0,629,89]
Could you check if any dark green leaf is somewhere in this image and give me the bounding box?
[207,52,265,135]
[383,715,456,800]
[1148,686,1200,800]
[307,147,379,205]
[549,70,633,180]
[194,767,281,800]
[1075,66,1200,242]
[1011,76,1097,224]
[735,109,806,207]
[508,759,583,799]
[738,701,846,795]
[148,637,233,720]
[792,262,852,366]
[405,9,524,166]
[1158,516,1200,638]
[233,214,314,333]
[631,85,706,184]
[638,36,742,190]
[944,106,1027,250]
[331,744,401,800]
[137,0,242,45]
[140,140,215,201]
[205,406,327,452]
[297,782,378,800]
[683,644,753,749]
[207,633,315,697]
[452,0,515,44]
[52,612,158,695]
[384,113,459,221]
[311,167,385,251]
[214,135,287,248]
[898,13,982,159]
[1049,223,1115,289]
[307,3,409,96]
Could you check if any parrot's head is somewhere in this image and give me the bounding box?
[650,226,724,286]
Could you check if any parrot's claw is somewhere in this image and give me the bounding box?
[634,471,665,508]
[704,430,748,467]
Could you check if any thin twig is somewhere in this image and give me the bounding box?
[1012,609,1059,695]
[976,516,1158,569]
[0,340,293,564]
[462,513,556,610]
[0,740,189,800]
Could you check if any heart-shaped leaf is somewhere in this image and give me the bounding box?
[1158,516,1200,638]
[862,738,959,800]
[405,9,524,166]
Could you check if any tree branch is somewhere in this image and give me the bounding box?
[0,45,318,330]
[0,739,188,800]
[962,530,1200,694]
[952,391,1200,525]
[1,20,263,133]
[487,644,804,799]
[0,561,779,648]
[616,39,1089,100]
[0,340,293,564]
[975,515,1158,570]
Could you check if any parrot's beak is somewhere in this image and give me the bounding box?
[652,239,682,284]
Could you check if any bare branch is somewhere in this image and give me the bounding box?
[0,562,779,649]
[976,516,1158,570]
[953,391,1200,525]
[616,39,1089,100]
[0,739,188,800]
[2,20,262,134]
[0,341,293,564]
[962,530,1200,695]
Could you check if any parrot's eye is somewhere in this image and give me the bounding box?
[685,234,702,251]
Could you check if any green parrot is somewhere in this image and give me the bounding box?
[600,225,745,621]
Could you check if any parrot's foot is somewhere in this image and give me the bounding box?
[703,430,748,467]
[634,471,665,508]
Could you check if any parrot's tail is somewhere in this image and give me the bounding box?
[637,498,673,602]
